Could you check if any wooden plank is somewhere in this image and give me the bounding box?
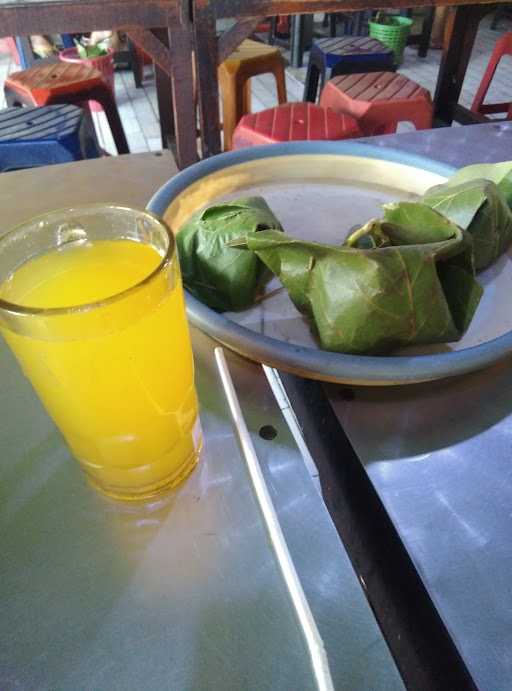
[0,0,177,36]
[209,0,504,20]
[433,4,488,124]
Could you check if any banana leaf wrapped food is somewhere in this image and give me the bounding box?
[176,160,512,355]
[176,197,283,311]
[422,163,512,270]
[238,204,482,354]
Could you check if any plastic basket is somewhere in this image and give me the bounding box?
[59,47,115,113]
[368,16,413,66]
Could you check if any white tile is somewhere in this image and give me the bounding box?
[139,118,161,138]
[146,137,162,152]
[126,130,149,154]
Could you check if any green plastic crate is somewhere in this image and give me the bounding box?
[368,16,413,66]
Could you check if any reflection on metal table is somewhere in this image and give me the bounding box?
[0,153,403,690]
[322,123,512,691]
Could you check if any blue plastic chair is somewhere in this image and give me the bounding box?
[0,104,101,172]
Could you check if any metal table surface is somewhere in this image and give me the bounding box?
[326,122,512,691]
[0,154,403,690]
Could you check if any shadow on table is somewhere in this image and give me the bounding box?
[327,353,512,461]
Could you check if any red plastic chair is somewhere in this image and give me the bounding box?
[472,32,512,120]
[232,102,361,149]
[319,72,432,136]
[4,62,129,154]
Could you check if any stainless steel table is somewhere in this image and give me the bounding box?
[0,154,403,690]
[325,122,512,691]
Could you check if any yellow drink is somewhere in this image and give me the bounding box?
[0,235,200,500]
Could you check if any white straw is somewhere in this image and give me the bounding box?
[215,347,335,691]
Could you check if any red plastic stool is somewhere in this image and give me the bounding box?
[320,72,432,136]
[232,102,361,149]
[4,62,129,154]
[472,32,512,119]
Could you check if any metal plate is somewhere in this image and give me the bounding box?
[148,141,512,385]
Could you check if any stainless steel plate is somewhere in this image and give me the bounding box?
[148,141,512,385]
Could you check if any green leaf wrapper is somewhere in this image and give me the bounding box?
[423,170,512,271]
[179,161,512,355]
[241,205,482,354]
[176,197,283,311]
[443,161,512,207]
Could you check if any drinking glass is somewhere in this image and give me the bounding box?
[0,204,201,500]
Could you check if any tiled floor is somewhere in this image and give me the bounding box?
[0,12,511,156]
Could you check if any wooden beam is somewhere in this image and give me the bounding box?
[126,28,173,74]
[452,103,491,124]
[218,17,265,63]
[210,0,502,20]
[0,0,177,36]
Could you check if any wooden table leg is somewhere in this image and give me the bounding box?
[152,28,175,151]
[128,25,197,168]
[127,38,144,88]
[167,20,199,169]
[418,7,435,58]
[193,1,221,158]
[290,14,305,68]
[433,4,486,125]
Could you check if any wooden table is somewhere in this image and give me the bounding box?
[0,0,505,168]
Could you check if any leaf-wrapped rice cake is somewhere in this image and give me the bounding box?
[242,204,482,354]
[177,197,283,311]
[423,164,512,271]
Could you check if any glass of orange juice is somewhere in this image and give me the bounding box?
[0,204,201,500]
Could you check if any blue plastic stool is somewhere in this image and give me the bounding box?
[303,36,395,103]
[0,104,101,172]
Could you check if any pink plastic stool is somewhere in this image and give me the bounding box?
[232,102,361,149]
[472,32,512,119]
[59,47,115,113]
[320,71,432,136]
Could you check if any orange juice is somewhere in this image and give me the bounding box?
[0,238,201,499]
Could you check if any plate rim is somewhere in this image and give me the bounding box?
[148,140,512,385]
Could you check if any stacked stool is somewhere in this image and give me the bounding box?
[219,39,287,150]
[303,36,395,103]
[320,72,432,136]
[0,105,101,172]
[232,102,361,149]
[471,32,512,120]
[4,62,129,154]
